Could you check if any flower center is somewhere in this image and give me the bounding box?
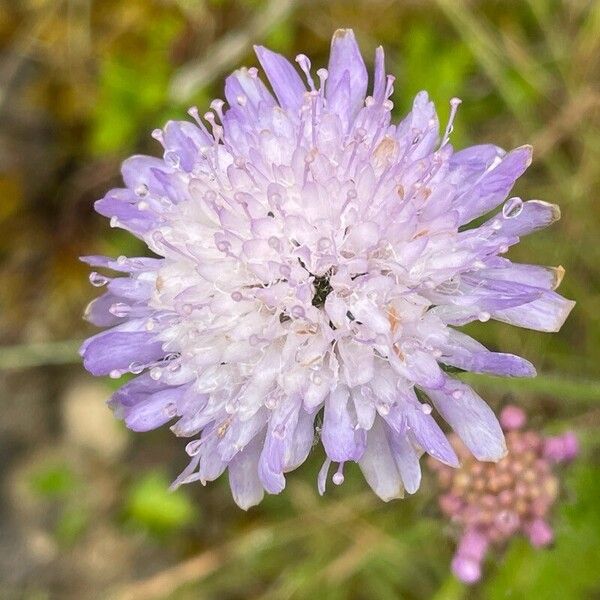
[311,273,333,308]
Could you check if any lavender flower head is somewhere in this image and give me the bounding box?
[429,405,578,584]
[81,30,574,509]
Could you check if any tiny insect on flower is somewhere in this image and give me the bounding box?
[429,405,578,584]
[81,29,574,509]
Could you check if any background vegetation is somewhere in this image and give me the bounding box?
[0,1,598,598]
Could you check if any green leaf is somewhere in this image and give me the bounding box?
[123,470,197,537]
[30,463,78,499]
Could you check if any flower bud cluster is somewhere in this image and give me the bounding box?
[429,405,577,584]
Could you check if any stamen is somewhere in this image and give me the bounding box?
[151,128,164,145]
[316,68,328,95]
[295,54,316,90]
[441,97,462,147]
[209,99,225,122]
[204,111,222,142]
[384,74,395,100]
[317,458,332,495]
[187,106,213,139]
[332,462,345,485]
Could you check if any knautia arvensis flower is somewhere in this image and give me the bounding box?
[81,29,574,509]
[429,405,578,584]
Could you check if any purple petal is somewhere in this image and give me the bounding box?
[84,293,124,327]
[327,70,352,130]
[121,155,179,198]
[439,331,536,377]
[322,386,366,462]
[425,379,506,461]
[162,120,211,172]
[198,430,228,482]
[95,189,156,236]
[229,434,264,510]
[395,91,439,159]
[258,442,286,494]
[81,331,163,376]
[455,145,532,224]
[489,199,561,239]
[478,260,564,291]
[225,68,276,117]
[389,431,422,494]
[327,29,368,120]
[217,409,267,463]
[257,398,302,494]
[460,275,544,311]
[492,290,575,332]
[170,455,201,490]
[358,417,403,501]
[443,350,536,377]
[449,144,505,188]
[389,348,445,389]
[107,277,154,301]
[337,339,374,387]
[284,410,315,471]
[110,371,160,399]
[80,255,163,273]
[254,45,306,112]
[317,458,331,496]
[372,46,386,103]
[403,406,459,467]
[122,387,183,432]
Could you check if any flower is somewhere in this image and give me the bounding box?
[429,405,578,584]
[81,29,574,509]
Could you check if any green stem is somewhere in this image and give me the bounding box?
[459,372,600,406]
[0,339,83,370]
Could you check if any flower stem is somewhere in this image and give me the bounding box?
[459,372,600,406]
[0,339,83,370]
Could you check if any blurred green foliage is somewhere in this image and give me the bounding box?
[30,463,78,499]
[90,15,184,155]
[55,506,90,547]
[123,471,197,538]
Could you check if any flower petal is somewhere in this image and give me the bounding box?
[403,405,459,467]
[390,432,422,494]
[254,45,306,112]
[122,387,183,432]
[425,379,506,461]
[337,339,374,387]
[229,434,264,510]
[492,290,575,332]
[327,29,368,120]
[84,293,125,327]
[358,417,403,501]
[322,386,367,462]
[455,146,532,224]
[81,331,163,376]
